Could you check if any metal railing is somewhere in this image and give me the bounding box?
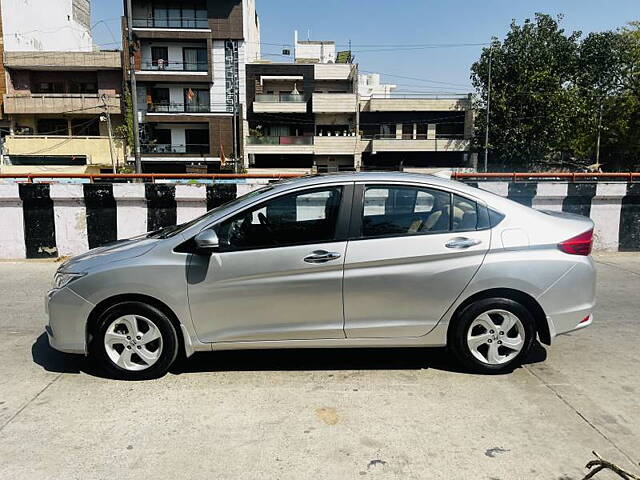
[246,136,314,146]
[141,143,210,154]
[365,134,467,140]
[140,61,207,72]
[452,172,640,182]
[0,173,303,184]
[132,17,208,29]
[146,103,212,113]
[255,94,306,103]
[369,93,471,100]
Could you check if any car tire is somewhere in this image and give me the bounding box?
[91,301,179,380]
[449,298,536,374]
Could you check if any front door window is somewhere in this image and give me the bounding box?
[215,187,344,251]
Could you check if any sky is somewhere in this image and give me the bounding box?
[91,0,638,94]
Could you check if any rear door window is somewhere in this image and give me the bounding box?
[361,185,451,238]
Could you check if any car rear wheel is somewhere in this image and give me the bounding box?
[449,298,536,374]
[91,301,179,380]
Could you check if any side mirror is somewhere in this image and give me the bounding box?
[194,229,219,251]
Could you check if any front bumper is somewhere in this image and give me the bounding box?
[45,287,95,355]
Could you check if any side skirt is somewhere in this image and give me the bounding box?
[209,323,449,351]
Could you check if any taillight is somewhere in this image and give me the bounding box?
[558,229,593,256]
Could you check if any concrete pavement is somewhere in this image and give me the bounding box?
[0,254,639,479]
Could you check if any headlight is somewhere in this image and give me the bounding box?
[52,271,86,290]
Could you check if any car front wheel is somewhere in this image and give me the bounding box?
[91,301,179,380]
[449,298,536,374]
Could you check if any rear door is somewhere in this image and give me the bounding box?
[343,182,491,338]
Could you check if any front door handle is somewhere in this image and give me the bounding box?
[303,250,342,263]
[445,237,482,249]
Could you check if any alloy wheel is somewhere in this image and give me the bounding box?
[466,309,525,365]
[103,315,163,371]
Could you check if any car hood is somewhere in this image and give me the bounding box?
[59,235,159,273]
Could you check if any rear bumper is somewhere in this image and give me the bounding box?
[45,287,94,355]
[537,258,596,338]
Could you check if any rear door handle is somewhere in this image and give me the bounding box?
[303,250,342,263]
[445,237,482,249]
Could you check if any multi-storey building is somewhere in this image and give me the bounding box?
[0,0,125,174]
[245,69,473,173]
[125,0,260,172]
[244,32,474,173]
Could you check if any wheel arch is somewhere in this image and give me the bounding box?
[447,288,551,345]
[86,293,189,357]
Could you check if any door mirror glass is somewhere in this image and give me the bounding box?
[194,229,219,250]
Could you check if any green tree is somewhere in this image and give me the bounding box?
[572,31,636,169]
[114,85,135,150]
[471,14,582,170]
[472,14,640,171]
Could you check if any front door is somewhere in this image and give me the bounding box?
[343,183,490,338]
[187,184,352,343]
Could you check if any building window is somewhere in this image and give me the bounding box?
[183,47,207,71]
[151,46,169,69]
[69,82,97,94]
[37,119,69,136]
[33,82,64,94]
[402,123,414,140]
[184,88,210,112]
[149,88,170,112]
[152,3,207,28]
[380,124,395,139]
[185,129,209,154]
[71,118,100,136]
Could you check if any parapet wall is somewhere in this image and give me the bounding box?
[0,180,638,259]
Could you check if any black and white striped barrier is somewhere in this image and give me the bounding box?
[0,181,269,259]
[469,181,640,251]
[0,181,638,259]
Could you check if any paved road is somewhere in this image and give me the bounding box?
[0,254,638,479]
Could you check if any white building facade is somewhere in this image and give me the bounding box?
[0,0,93,52]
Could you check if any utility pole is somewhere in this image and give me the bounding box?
[230,42,239,172]
[125,0,142,174]
[595,100,603,169]
[484,45,492,173]
[101,94,117,173]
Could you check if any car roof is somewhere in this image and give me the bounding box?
[271,171,480,196]
[269,172,528,213]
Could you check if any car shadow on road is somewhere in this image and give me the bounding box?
[170,341,548,376]
[31,332,102,377]
[31,331,548,378]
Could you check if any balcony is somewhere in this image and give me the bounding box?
[3,136,125,167]
[314,64,354,80]
[253,94,307,114]
[312,93,357,113]
[132,17,208,29]
[363,96,472,112]
[314,136,358,155]
[3,94,121,115]
[139,60,207,72]
[141,143,210,155]
[147,103,213,114]
[245,136,314,155]
[370,135,470,153]
[3,51,121,71]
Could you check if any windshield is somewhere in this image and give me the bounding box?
[147,185,274,239]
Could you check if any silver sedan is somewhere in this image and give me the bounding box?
[46,173,596,379]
